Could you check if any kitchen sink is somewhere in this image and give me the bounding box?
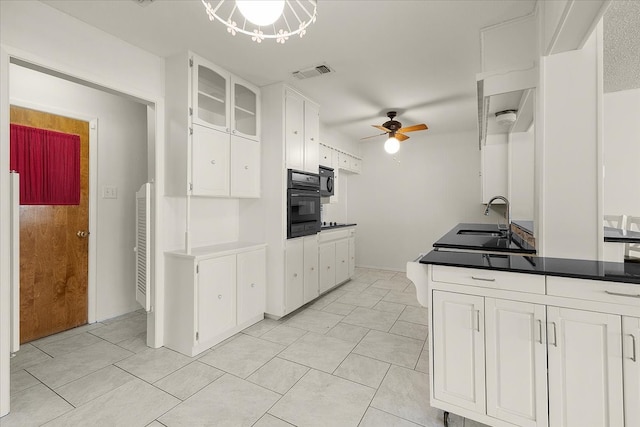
[457,229,506,237]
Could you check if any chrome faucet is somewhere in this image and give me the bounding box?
[484,195,511,237]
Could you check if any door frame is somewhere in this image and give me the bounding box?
[10,100,99,323]
[1,45,166,417]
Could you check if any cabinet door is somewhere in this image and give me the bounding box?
[303,101,319,173]
[623,316,640,427]
[319,144,333,168]
[547,307,624,427]
[192,125,230,196]
[230,135,260,198]
[197,255,236,344]
[338,152,350,171]
[335,239,349,285]
[231,76,259,141]
[285,90,304,171]
[192,55,230,132]
[237,249,266,325]
[485,298,548,427]
[432,291,485,413]
[348,236,356,278]
[303,236,319,304]
[351,157,362,174]
[285,238,304,314]
[319,243,336,294]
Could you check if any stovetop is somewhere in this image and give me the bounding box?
[320,222,357,230]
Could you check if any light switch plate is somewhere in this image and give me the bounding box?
[102,185,118,199]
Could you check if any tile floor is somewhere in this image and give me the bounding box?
[2,267,490,427]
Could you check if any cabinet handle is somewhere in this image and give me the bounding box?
[471,276,495,282]
[472,310,480,332]
[537,319,543,344]
[604,290,640,298]
[218,294,223,299]
[628,334,637,362]
[210,160,216,165]
[548,322,558,347]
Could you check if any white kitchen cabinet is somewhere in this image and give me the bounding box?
[230,135,260,197]
[164,243,266,356]
[318,243,336,294]
[319,143,333,168]
[335,239,349,285]
[623,316,640,427]
[285,238,305,314]
[165,51,261,197]
[237,248,266,325]
[197,255,236,344]
[547,307,624,427]
[485,298,548,427]
[192,125,230,196]
[432,290,486,413]
[303,236,319,304]
[348,235,356,278]
[284,88,319,173]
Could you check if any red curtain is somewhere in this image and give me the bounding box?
[10,124,81,205]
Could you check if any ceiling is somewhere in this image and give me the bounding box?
[604,0,640,93]
[42,0,537,145]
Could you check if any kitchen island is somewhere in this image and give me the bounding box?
[408,248,639,427]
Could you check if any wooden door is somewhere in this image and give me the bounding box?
[547,306,624,427]
[432,290,486,413]
[10,105,89,343]
[485,298,548,427]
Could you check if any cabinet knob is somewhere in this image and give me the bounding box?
[226,128,230,132]
[218,294,223,299]
[244,165,249,170]
[327,266,331,270]
[293,130,298,135]
[232,130,236,134]
[310,137,314,141]
[311,267,315,271]
[211,160,216,165]
[342,260,345,263]
[251,283,255,288]
[293,273,298,278]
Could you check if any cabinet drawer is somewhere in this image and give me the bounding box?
[431,265,545,294]
[547,276,640,307]
[319,229,350,243]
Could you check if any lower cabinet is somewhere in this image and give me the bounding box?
[164,244,266,356]
[285,235,318,315]
[422,266,638,427]
[318,228,355,294]
[319,242,336,294]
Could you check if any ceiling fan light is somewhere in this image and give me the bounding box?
[384,137,400,154]
[236,0,285,26]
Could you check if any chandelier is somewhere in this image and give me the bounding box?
[201,0,318,44]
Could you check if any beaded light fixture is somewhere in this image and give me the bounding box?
[201,0,318,44]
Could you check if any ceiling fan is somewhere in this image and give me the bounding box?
[361,111,428,153]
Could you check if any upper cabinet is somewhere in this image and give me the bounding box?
[319,142,362,175]
[284,88,319,173]
[166,52,260,197]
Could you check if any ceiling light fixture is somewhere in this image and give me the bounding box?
[495,109,518,126]
[384,135,400,154]
[201,0,318,44]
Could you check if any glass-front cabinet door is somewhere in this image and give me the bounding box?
[192,56,231,132]
[231,77,260,141]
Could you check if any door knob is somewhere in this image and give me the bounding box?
[76,231,90,238]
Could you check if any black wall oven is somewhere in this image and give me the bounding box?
[287,169,321,239]
[319,166,334,197]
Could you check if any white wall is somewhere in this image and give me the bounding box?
[349,131,492,271]
[538,30,600,260]
[604,88,640,217]
[1,1,166,415]
[10,64,149,321]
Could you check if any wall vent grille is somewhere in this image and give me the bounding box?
[292,64,334,80]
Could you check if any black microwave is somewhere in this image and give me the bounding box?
[319,166,334,197]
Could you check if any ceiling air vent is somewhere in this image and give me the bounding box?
[292,64,334,80]
[132,0,155,6]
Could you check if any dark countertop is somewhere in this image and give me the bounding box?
[419,250,640,285]
[320,223,357,231]
[604,226,640,243]
[433,223,536,254]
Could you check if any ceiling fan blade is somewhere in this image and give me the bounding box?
[396,133,410,142]
[397,123,428,133]
[372,125,391,133]
[360,132,387,140]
